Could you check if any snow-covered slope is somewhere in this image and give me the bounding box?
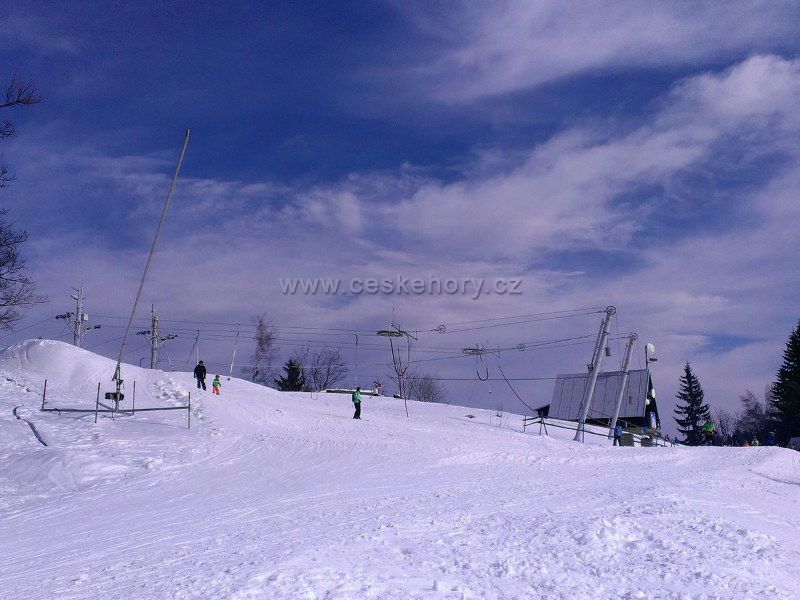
[1,340,799,599]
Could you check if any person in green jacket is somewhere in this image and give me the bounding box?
[352,387,362,419]
[212,375,222,395]
[702,419,716,445]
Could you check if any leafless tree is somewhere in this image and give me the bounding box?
[407,371,447,404]
[305,347,348,391]
[0,210,45,329]
[242,315,278,386]
[733,389,773,440]
[1,74,43,187]
[0,75,45,328]
[712,407,737,440]
[388,334,412,417]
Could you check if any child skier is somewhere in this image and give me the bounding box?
[212,375,222,395]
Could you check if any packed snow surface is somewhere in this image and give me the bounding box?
[1,340,799,599]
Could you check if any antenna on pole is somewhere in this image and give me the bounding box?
[56,275,100,347]
[137,305,178,369]
[112,129,190,393]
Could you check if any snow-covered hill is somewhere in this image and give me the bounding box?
[1,340,798,599]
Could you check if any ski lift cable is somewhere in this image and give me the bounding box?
[497,363,537,414]
[93,314,375,334]
[92,306,605,336]
[376,336,620,368]
[112,130,190,387]
[442,312,606,333]
[431,306,605,330]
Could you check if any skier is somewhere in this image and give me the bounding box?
[612,423,623,446]
[193,360,207,390]
[352,386,362,419]
[766,431,776,446]
[751,437,761,447]
[702,419,716,446]
[212,374,222,395]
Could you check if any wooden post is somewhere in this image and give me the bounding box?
[41,378,47,411]
[187,391,191,429]
[132,381,136,414]
[94,383,100,424]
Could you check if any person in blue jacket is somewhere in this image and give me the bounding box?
[352,387,362,419]
[613,423,623,446]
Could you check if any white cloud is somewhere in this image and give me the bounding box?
[0,14,80,55]
[395,1,800,102]
[7,54,800,426]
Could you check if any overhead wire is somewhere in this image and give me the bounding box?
[432,306,605,328]
[0,315,57,341]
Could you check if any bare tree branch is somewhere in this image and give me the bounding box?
[0,209,46,329]
[1,74,43,109]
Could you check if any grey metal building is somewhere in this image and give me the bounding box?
[547,369,659,428]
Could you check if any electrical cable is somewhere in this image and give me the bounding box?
[0,315,56,341]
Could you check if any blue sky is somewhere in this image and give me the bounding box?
[2,1,800,427]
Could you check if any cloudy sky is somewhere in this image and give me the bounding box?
[2,1,800,429]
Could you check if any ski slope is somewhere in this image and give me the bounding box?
[1,340,799,599]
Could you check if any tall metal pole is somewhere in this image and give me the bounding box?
[574,306,616,442]
[354,333,358,388]
[113,130,190,389]
[72,279,84,347]
[150,305,159,369]
[608,332,637,437]
[228,326,239,381]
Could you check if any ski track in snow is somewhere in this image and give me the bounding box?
[0,340,799,599]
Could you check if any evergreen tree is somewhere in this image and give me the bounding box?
[674,363,710,445]
[770,321,800,442]
[275,359,307,391]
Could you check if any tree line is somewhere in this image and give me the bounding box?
[241,314,446,403]
[674,321,800,446]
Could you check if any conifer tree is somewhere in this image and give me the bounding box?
[275,359,307,392]
[770,321,800,442]
[674,363,710,445]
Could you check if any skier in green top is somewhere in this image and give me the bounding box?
[212,375,222,395]
[702,419,716,446]
[352,387,362,419]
